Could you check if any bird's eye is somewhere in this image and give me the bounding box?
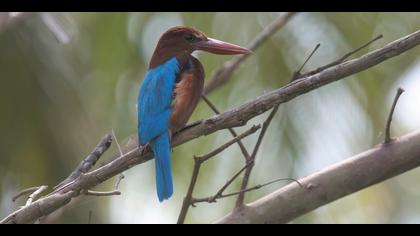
[184,34,195,42]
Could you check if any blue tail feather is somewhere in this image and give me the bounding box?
[151,132,173,202]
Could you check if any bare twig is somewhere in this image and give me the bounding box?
[291,43,320,81]
[337,34,383,63]
[12,187,41,202]
[300,34,383,78]
[2,29,419,224]
[194,177,302,204]
[208,162,253,202]
[195,125,261,163]
[114,173,125,190]
[177,157,201,224]
[177,125,261,224]
[53,134,112,191]
[112,128,123,156]
[191,162,253,204]
[84,169,125,197]
[84,190,121,197]
[202,95,251,161]
[236,105,280,207]
[385,88,405,143]
[112,129,126,187]
[204,12,297,94]
[25,186,48,206]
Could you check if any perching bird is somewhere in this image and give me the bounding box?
[138,26,250,202]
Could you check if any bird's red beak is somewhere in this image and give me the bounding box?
[195,37,252,55]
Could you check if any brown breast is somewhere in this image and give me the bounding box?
[169,57,204,132]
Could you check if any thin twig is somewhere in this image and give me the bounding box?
[235,106,280,207]
[194,177,302,203]
[112,129,126,187]
[301,34,383,78]
[385,88,405,143]
[202,95,251,161]
[84,169,125,197]
[25,186,48,206]
[177,125,261,224]
[84,190,121,196]
[177,157,202,224]
[195,125,261,163]
[210,161,254,202]
[12,187,41,202]
[290,43,320,81]
[337,34,384,63]
[53,134,112,191]
[204,12,297,94]
[113,174,125,191]
[112,128,123,156]
[191,162,253,204]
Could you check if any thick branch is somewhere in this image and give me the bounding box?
[1,29,419,224]
[216,129,420,224]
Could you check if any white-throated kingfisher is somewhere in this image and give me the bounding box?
[138,26,251,202]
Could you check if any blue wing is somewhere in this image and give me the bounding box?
[138,57,180,145]
[137,57,179,202]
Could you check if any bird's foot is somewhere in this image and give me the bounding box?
[138,143,150,156]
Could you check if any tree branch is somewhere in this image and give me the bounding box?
[1,29,419,224]
[216,128,420,224]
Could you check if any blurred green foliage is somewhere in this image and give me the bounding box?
[0,12,420,223]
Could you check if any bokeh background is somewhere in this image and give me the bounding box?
[0,12,420,224]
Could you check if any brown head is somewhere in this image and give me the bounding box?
[149,26,251,69]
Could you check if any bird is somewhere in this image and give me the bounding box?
[137,26,251,202]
